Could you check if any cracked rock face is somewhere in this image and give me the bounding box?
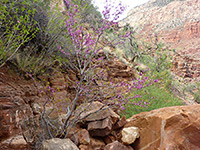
[0,67,37,144]
[125,105,200,150]
[121,0,200,81]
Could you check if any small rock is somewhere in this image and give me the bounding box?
[90,137,105,150]
[104,141,134,150]
[113,115,127,130]
[78,102,120,124]
[79,144,89,150]
[32,103,42,115]
[104,135,116,144]
[121,127,140,145]
[71,129,90,145]
[78,129,90,145]
[88,117,113,137]
[41,138,79,150]
[79,137,105,150]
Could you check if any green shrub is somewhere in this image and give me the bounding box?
[193,83,200,103]
[194,92,200,103]
[183,83,200,104]
[0,0,67,75]
[0,0,37,66]
[0,0,49,68]
[123,84,183,118]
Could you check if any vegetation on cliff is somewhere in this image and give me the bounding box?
[0,0,192,149]
[0,0,184,117]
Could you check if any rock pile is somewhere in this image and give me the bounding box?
[41,103,200,150]
[0,52,137,149]
[69,101,137,150]
[1,61,200,150]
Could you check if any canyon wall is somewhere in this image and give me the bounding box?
[121,0,200,81]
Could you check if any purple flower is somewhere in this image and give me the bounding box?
[120,106,125,110]
[154,79,159,83]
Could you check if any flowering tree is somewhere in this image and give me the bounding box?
[54,0,159,137]
[55,0,126,136]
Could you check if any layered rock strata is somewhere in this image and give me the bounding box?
[121,0,200,81]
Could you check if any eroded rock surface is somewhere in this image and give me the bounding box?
[0,66,37,146]
[125,104,200,150]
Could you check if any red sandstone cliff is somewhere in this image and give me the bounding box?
[121,0,200,81]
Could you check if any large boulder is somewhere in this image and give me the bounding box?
[125,104,200,150]
[41,138,79,150]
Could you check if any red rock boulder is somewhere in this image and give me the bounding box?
[125,104,200,150]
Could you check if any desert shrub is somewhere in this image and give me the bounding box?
[103,23,173,84]
[123,83,183,118]
[194,90,200,104]
[0,0,38,66]
[0,0,51,73]
[182,82,200,104]
[194,83,200,103]
[0,0,72,75]
[102,24,172,72]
